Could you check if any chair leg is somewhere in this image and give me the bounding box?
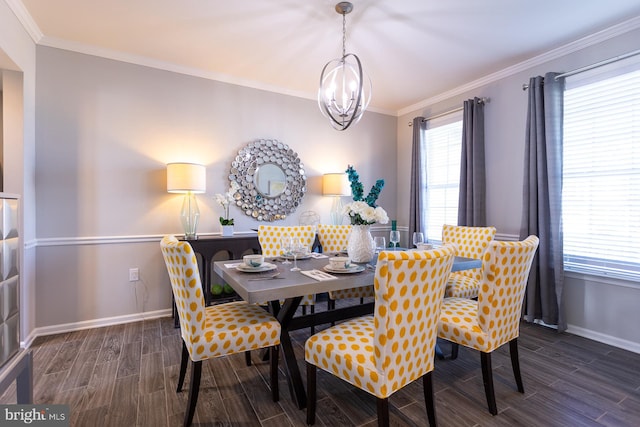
[509,338,525,393]
[310,304,315,334]
[245,351,252,366]
[422,372,437,427]
[270,346,279,402]
[184,360,202,427]
[376,397,390,427]
[480,352,498,415]
[177,341,189,392]
[306,363,317,425]
[451,342,459,360]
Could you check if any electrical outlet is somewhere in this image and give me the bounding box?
[129,268,139,282]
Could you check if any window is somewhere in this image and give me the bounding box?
[420,112,463,242]
[562,56,640,281]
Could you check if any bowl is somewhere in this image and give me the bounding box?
[329,256,351,270]
[243,254,264,268]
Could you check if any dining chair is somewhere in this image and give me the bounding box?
[305,245,457,427]
[316,224,373,310]
[437,235,539,416]
[441,224,497,299]
[160,235,281,427]
[257,225,317,313]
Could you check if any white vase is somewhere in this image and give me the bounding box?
[221,225,234,236]
[347,225,375,263]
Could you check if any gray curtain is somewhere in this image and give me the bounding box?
[409,116,426,239]
[458,98,487,226]
[520,72,566,332]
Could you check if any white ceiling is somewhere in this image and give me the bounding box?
[11,0,640,115]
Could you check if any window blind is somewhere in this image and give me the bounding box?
[421,113,463,242]
[563,61,640,281]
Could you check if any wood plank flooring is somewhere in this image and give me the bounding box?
[2,300,639,426]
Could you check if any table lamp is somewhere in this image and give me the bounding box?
[322,173,351,225]
[167,162,206,239]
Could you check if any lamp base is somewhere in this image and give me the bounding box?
[180,192,200,240]
[330,196,344,225]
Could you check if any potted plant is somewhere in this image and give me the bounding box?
[343,165,388,262]
[215,181,239,236]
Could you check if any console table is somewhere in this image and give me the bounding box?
[174,233,261,326]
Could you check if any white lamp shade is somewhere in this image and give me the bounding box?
[167,162,206,194]
[322,173,351,196]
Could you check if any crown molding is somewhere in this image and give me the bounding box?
[5,0,42,43]
[397,15,640,117]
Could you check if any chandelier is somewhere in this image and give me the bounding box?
[318,2,371,131]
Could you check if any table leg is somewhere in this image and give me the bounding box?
[275,296,306,409]
[200,255,212,306]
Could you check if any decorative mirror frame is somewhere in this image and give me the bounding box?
[229,139,307,222]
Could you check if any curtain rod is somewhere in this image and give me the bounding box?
[408,97,489,126]
[522,48,640,90]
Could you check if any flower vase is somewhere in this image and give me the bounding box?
[347,225,375,263]
[222,225,234,237]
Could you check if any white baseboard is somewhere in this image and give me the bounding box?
[566,324,640,354]
[21,308,173,349]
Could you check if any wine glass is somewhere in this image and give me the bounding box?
[280,235,293,265]
[290,238,309,272]
[412,232,424,248]
[389,230,400,251]
[373,236,386,255]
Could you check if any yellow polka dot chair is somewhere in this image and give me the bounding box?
[317,224,374,310]
[437,235,539,416]
[305,245,457,427]
[441,224,497,299]
[258,225,317,311]
[160,235,281,427]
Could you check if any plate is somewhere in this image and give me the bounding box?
[323,265,365,274]
[236,262,278,273]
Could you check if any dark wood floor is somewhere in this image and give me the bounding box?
[2,300,639,426]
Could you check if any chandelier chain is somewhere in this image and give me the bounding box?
[342,11,347,58]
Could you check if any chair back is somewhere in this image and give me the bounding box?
[477,235,539,348]
[373,245,456,389]
[442,224,496,280]
[258,225,316,257]
[316,224,352,253]
[160,235,205,357]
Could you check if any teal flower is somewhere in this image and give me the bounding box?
[346,165,385,207]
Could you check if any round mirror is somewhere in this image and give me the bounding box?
[229,139,306,222]
[255,163,286,198]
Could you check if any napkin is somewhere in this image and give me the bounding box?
[224,262,243,268]
[300,269,337,281]
[309,252,329,259]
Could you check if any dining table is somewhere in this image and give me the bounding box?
[213,253,481,409]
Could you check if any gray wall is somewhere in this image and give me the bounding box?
[396,26,640,352]
[33,46,397,330]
